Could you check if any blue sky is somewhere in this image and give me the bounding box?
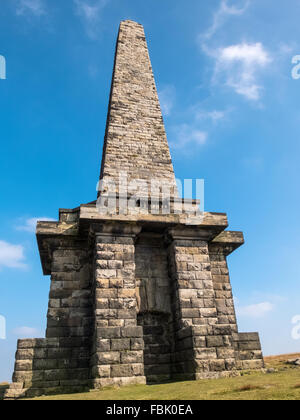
[0,0,300,382]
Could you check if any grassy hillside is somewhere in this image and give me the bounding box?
[23,353,300,401]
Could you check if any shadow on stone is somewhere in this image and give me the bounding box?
[138,312,174,384]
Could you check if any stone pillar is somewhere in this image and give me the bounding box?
[47,244,92,340]
[208,243,238,332]
[90,224,146,388]
[167,228,237,380]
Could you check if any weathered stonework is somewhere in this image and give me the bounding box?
[100,20,177,197]
[5,20,263,399]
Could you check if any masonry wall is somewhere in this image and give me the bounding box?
[135,233,174,383]
[5,229,264,399]
[167,236,239,380]
[208,243,238,332]
[89,232,146,389]
[6,239,93,399]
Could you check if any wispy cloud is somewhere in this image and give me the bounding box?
[170,124,208,151]
[203,0,250,41]
[12,326,42,338]
[16,0,46,16]
[237,301,274,318]
[195,109,227,123]
[16,217,55,233]
[158,85,176,117]
[199,1,271,101]
[278,43,294,56]
[0,241,27,270]
[74,0,108,39]
[215,42,271,100]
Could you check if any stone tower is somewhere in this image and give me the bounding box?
[5,20,263,399]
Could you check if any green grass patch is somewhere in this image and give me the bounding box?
[26,368,300,401]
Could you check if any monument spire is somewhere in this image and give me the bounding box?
[99,20,177,197]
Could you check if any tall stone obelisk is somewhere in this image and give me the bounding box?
[5,20,263,400]
[100,21,177,197]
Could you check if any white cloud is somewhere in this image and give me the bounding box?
[158,85,176,117]
[0,241,26,269]
[220,43,270,66]
[213,42,271,101]
[16,217,55,233]
[200,1,271,101]
[203,0,250,40]
[12,327,42,338]
[16,0,46,16]
[170,124,208,150]
[74,0,108,39]
[237,302,274,318]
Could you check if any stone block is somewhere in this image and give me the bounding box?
[111,364,133,378]
[97,327,121,339]
[237,360,264,370]
[238,341,262,351]
[217,348,236,359]
[16,349,34,360]
[200,308,218,318]
[96,269,117,279]
[121,351,143,364]
[95,309,118,319]
[118,309,136,319]
[108,319,125,327]
[210,360,226,372]
[111,339,131,351]
[131,338,144,350]
[238,332,260,342]
[206,336,224,348]
[91,365,111,378]
[96,339,111,352]
[131,363,144,376]
[118,289,136,298]
[97,352,120,365]
[15,360,33,371]
[195,349,217,360]
[193,337,206,348]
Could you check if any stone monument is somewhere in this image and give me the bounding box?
[5,20,263,399]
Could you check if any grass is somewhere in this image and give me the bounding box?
[23,353,300,401]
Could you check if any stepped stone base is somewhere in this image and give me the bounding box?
[4,211,264,400]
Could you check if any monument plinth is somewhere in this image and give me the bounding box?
[5,20,263,399]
